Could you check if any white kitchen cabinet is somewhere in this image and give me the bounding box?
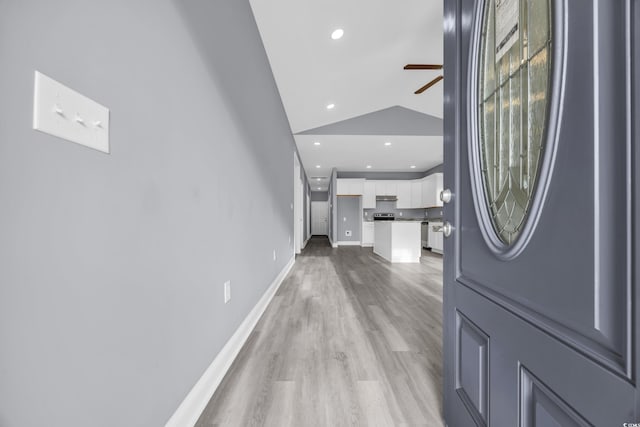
[373,181,384,196]
[411,181,423,208]
[373,181,397,196]
[384,181,397,196]
[421,173,444,207]
[363,181,376,208]
[362,221,375,247]
[428,221,444,254]
[337,179,348,195]
[396,181,412,208]
[337,178,364,195]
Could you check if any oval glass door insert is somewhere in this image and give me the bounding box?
[477,0,553,244]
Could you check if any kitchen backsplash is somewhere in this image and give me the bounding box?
[363,201,443,221]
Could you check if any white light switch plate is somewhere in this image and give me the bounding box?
[33,71,110,153]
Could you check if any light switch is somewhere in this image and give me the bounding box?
[33,71,110,153]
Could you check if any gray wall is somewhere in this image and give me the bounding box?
[303,181,311,242]
[311,191,329,202]
[426,207,444,220]
[364,201,428,221]
[299,169,311,243]
[0,1,298,427]
[362,202,443,221]
[337,196,362,242]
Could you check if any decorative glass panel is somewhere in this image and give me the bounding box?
[478,0,552,244]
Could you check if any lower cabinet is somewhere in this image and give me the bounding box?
[362,222,375,247]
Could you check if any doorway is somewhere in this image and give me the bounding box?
[293,154,304,254]
[311,201,329,236]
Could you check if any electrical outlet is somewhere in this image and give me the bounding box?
[345,230,352,237]
[399,212,403,216]
[273,250,277,261]
[224,280,231,304]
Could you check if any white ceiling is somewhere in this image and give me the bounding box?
[249,0,444,191]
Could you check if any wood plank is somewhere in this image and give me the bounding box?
[195,237,444,426]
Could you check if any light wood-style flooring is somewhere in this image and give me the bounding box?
[196,236,444,426]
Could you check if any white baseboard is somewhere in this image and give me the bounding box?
[337,241,362,246]
[328,235,338,248]
[302,236,311,249]
[361,243,373,247]
[165,256,296,427]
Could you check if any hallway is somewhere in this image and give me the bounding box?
[196,237,444,426]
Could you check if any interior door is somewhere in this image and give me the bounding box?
[443,0,639,425]
[311,201,329,236]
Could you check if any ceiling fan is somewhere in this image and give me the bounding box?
[404,64,444,94]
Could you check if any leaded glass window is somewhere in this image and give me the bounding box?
[478,0,552,244]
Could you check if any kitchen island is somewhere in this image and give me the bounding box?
[373,221,422,263]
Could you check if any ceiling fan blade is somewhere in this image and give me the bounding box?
[415,75,444,94]
[404,64,443,70]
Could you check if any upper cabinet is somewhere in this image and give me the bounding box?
[411,181,423,208]
[396,181,412,208]
[336,178,365,196]
[352,173,443,209]
[363,181,376,209]
[374,181,397,196]
[421,173,443,207]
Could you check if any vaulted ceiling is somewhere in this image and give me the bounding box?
[249,0,444,190]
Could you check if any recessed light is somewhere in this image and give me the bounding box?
[316,165,321,168]
[326,103,335,110]
[317,187,322,190]
[384,141,392,146]
[366,165,372,169]
[317,178,321,181]
[314,141,321,146]
[331,29,344,40]
[410,165,416,169]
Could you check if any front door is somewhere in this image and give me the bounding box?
[311,201,329,236]
[443,0,639,425]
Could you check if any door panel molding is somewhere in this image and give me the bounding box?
[519,365,590,427]
[455,310,489,426]
[456,273,628,378]
[454,282,635,425]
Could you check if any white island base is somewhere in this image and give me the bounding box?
[373,221,422,263]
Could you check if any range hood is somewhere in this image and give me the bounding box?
[376,195,398,202]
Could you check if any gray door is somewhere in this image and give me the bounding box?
[443,0,639,425]
[311,201,329,235]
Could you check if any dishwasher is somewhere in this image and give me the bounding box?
[421,221,430,249]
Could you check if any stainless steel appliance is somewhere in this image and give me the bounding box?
[421,221,429,249]
[373,213,395,221]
